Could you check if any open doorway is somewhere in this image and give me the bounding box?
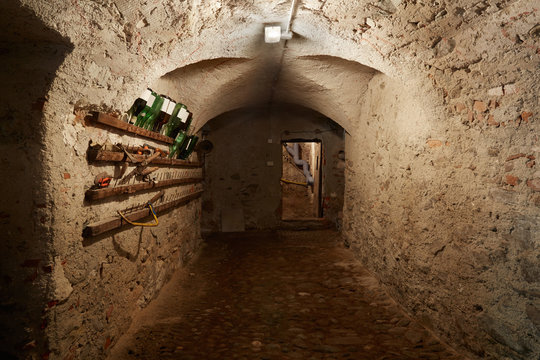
[281,140,322,220]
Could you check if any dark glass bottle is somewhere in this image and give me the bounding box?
[178,135,199,160]
[126,88,152,124]
[154,98,175,132]
[168,131,188,159]
[135,91,163,127]
[144,96,169,130]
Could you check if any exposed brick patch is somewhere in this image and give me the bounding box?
[521,111,533,123]
[505,175,520,186]
[454,102,466,113]
[63,173,71,179]
[473,100,487,112]
[506,153,526,161]
[104,337,112,350]
[527,178,540,191]
[426,140,443,148]
[487,115,500,126]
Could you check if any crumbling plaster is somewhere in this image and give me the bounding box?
[1,0,538,359]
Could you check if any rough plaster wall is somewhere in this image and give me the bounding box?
[341,1,540,358]
[0,2,74,357]
[201,105,345,232]
[2,0,539,358]
[1,1,206,358]
[344,69,539,359]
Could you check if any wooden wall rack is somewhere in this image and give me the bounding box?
[83,191,203,237]
[87,149,201,168]
[85,177,203,201]
[86,111,174,144]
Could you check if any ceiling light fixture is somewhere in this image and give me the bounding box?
[264,0,297,43]
[265,26,282,43]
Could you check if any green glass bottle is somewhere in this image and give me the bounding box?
[164,103,188,137]
[143,96,168,130]
[135,91,162,127]
[168,131,188,159]
[126,88,152,124]
[179,135,199,160]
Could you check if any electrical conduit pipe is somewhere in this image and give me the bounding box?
[286,143,315,185]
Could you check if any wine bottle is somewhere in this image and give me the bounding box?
[179,108,192,132]
[144,96,169,130]
[154,98,176,132]
[126,88,152,124]
[135,91,162,127]
[178,135,199,160]
[163,103,187,137]
[168,130,188,159]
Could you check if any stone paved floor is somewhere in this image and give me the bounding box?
[109,230,465,360]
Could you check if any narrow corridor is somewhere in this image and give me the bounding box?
[109,230,463,360]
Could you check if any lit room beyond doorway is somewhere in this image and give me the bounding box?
[281,141,322,220]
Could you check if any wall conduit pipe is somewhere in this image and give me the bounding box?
[286,143,315,185]
[282,0,297,40]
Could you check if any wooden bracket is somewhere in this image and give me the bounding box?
[83,191,203,238]
[85,111,174,144]
[87,149,201,168]
[85,177,203,201]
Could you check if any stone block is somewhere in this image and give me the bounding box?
[503,84,518,95]
[473,101,487,113]
[505,175,519,186]
[488,86,504,96]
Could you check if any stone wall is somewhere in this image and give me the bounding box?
[0,3,74,358]
[201,105,345,232]
[0,1,205,358]
[343,68,539,359]
[2,0,539,359]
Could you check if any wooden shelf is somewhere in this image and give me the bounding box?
[86,111,174,144]
[87,149,201,168]
[85,177,203,201]
[83,191,203,238]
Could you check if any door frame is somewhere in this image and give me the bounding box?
[280,138,323,219]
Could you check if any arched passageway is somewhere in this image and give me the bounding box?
[1,1,538,359]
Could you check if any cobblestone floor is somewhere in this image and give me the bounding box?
[109,230,464,360]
